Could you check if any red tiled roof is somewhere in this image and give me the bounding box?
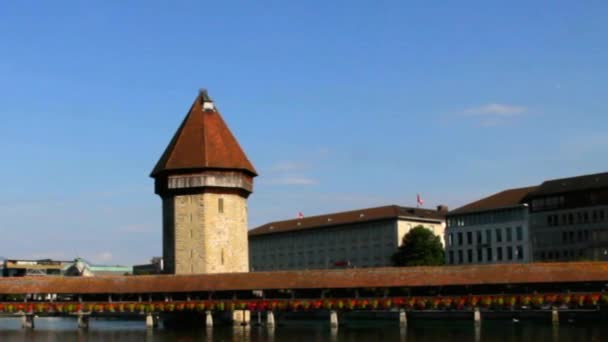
[526,171,608,198]
[249,205,445,237]
[0,263,606,294]
[151,91,257,177]
[449,186,539,215]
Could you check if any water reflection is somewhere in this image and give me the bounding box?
[0,317,604,341]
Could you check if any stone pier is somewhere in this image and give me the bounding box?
[267,311,275,327]
[399,309,407,327]
[205,310,214,327]
[77,314,89,329]
[232,310,251,326]
[552,307,559,324]
[146,313,158,328]
[330,310,338,328]
[474,308,481,325]
[21,314,34,329]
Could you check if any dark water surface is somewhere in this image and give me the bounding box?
[0,317,604,341]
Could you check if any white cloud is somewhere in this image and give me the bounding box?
[94,252,113,263]
[464,103,528,117]
[270,161,310,172]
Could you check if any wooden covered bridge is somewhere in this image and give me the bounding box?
[1,262,607,329]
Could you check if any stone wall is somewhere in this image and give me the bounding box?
[163,193,249,274]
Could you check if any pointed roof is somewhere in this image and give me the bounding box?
[151,90,257,177]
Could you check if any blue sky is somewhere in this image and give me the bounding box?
[0,1,606,264]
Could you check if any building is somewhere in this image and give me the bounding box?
[63,258,132,276]
[248,205,446,271]
[444,186,537,265]
[150,90,257,275]
[2,259,71,277]
[525,172,608,262]
[133,257,164,275]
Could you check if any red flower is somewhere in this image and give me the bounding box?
[246,301,257,311]
[587,294,600,306]
[467,296,480,307]
[380,299,392,309]
[456,297,466,310]
[573,294,586,307]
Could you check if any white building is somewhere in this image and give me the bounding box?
[248,205,446,271]
[444,186,537,265]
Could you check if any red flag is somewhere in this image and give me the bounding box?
[417,194,424,207]
[297,212,304,219]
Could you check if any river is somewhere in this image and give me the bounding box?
[0,317,604,341]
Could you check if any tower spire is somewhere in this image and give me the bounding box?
[199,88,215,111]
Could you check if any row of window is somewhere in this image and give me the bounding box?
[251,242,395,258]
[448,246,524,264]
[545,209,606,227]
[562,230,590,244]
[446,226,524,247]
[253,226,394,249]
[535,249,585,261]
[531,196,565,211]
[447,208,525,228]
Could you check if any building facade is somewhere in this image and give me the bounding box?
[248,205,446,271]
[151,90,257,275]
[445,187,537,265]
[526,172,608,262]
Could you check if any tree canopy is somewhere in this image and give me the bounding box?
[392,226,445,266]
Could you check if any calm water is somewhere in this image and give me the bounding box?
[0,317,604,341]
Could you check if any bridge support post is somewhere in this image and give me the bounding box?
[146,313,158,329]
[21,314,34,329]
[243,310,251,326]
[266,311,275,327]
[399,309,407,327]
[330,310,339,328]
[231,310,251,326]
[474,307,481,325]
[77,314,89,329]
[232,310,242,326]
[552,307,559,324]
[205,310,213,327]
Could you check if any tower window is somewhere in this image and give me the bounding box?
[218,198,224,213]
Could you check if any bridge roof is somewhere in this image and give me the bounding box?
[0,262,607,294]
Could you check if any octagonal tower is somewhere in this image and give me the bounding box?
[151,90,256,274]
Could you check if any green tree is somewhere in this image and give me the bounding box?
[392,226,445,266]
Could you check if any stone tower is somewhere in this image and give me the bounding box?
[150,90,257,274]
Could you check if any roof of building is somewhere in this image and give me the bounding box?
[449,186,539,215]
[0,262,606,294]
[150,90,257,177]
[525,171,608,198]
[249,205,446,237]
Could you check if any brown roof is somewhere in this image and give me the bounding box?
[249,205,445,237]
[449,186,538,215]
[150,90,257,177]
[0,262,606,294]
[526,171,608,198]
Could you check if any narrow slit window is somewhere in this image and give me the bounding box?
[218,198,224,214]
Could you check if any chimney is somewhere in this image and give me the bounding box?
[436,205,448,213]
